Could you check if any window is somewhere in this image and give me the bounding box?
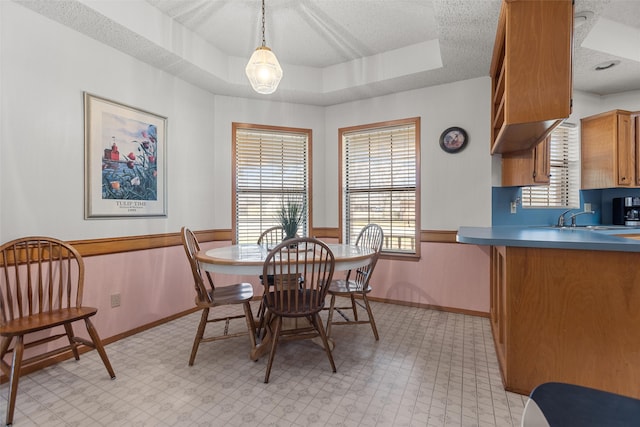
[233,123,311,244]
[522,123,579,208]
[340,117,420,256]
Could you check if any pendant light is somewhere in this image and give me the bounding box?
[245,0,283,94]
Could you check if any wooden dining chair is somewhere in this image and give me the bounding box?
[257,226,286,248]
[0,236,116,426]
[255,226,286,336]
[180,227,257,366]
[326,223,384,340]
[261,237,335,383]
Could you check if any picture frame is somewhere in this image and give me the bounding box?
[439,126,468,153]
[84,92,167,218]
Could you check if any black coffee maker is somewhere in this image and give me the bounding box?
[612,197,640,226]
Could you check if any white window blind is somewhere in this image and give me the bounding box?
[522,123,579,208]
[341,118,420,255]
[234,124,310,244]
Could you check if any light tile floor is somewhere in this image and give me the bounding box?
[0,299,527,426]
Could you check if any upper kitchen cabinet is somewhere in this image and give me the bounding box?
[581,110,637,189]
[490,0,573,155]
[501,135,551,186]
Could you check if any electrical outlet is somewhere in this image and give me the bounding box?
[110,293,121,308]
[584,203,592,212]
[510,201,517,214]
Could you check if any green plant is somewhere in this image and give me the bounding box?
[277,196,305,240]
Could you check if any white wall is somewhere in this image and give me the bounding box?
[1,2,495,241]
[325,77,493,230]
[0,0,498,326]
[602,90,640,112]
[213,78,494,232]
[0,1,219,241]
[571,90,607,123]
[211,96,325,230]
[569,89,639,127]
[6,0,633,241]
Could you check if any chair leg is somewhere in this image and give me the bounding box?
[190,308,209,366]
[264,315,282,384]
[350,294,359,321]
[362,294,379,341]
[242,302,257,351]
[256,301,264,328]
[84,318,116,379]
[326,294,337,338]
[256,294,267,339]
[6,335,24,427]
[0,336,12,361]
[312,313,336,373]
[64,323,81,360]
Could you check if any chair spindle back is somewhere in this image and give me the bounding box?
[257,226,286,247]
[263,237,335,316]
[347,224,384,286]
[0,237,84,323]
[180,227,214,304]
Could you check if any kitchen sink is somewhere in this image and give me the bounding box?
[529,225,638,231]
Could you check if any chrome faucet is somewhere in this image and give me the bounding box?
[569,210,595,227]
[556,209,573,227]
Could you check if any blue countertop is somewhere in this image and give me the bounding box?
[457,226,640,252]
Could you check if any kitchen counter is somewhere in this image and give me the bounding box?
[464,225,640,399]
[457,225,640,252]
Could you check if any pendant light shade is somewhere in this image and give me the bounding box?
[246,0,283,94]
[245,46,283,94]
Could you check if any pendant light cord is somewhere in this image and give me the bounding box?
[261,0,266,47]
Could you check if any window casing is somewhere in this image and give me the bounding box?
[340,117,420,257]
[522,123,579,208]
[233,123,311,244]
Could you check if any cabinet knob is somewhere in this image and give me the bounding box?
[622,177,627,181]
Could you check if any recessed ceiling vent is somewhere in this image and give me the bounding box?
[594,60,620,71]
[574,11,594,28]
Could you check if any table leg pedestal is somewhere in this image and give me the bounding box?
[249,315,334,361]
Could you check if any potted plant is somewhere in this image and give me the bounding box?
[276,196,305,241]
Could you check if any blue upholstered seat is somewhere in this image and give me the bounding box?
[522,382,640,427]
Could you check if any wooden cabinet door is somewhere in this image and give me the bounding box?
[617,113,633,186]
[489,0,572,154]
[533,136,551,184]
[581,110,634,189]
[501,137,550,186]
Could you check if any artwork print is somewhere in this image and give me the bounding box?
[84,93,167,218]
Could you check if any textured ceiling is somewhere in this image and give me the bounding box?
[573,0,640,97]
[146,0,440,68]
[14,0,640,106]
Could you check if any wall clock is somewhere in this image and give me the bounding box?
[439,127,468,153]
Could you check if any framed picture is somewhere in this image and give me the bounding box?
[439,126,468,153]
[84,93,167,218]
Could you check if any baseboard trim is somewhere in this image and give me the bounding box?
[366,295,489,318]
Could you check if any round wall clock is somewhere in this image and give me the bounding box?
[439,127,468,153]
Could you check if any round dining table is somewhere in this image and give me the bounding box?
[196,243,375,275]
[195,242,376,360]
